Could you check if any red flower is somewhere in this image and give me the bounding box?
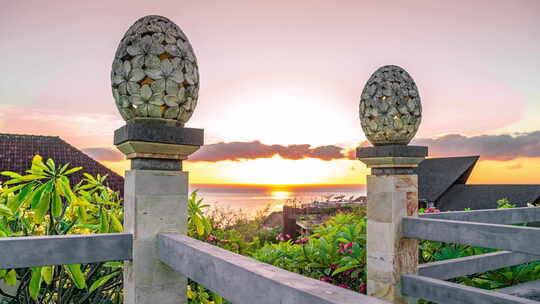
[319,277,332,282]
[207,235,217,242]
[338,284,349,289]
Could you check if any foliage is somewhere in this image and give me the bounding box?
[0,155,123,304]
[189,197,540,303]
[254,212,367,292]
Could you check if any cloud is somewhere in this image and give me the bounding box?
[189,131,540,163]
[82,147,124,162]
[189,141,347,162]
[79,131,540,163]
[411,131,540,160]
[506,163,523,170]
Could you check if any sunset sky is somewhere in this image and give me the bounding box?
[1,1,539,186]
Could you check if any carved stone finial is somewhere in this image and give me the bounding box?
[111,15,199,126]
[359,65,421,146]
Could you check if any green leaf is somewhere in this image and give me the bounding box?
[212,292,224,304]
[29,267,42,300]
[34,192,51,224]
[46,158,56,171]
[41,266,54,285]
[64,166,83,176]
[103,262,123,268]
[31,184,46,209]
[110,214,124,232]
[5,269,17,286]
[2,183,25,194]
[0,204,13,217]
[51,190,62,218]
[99,211,110,233]
[332,264,357,276]
[9,183,33,212]
[1,171,22,179]
[194,216,204,236]
[64,264,87,289]
[88,273,115,293]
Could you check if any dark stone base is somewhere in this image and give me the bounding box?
[357,145,428,158]
[371,168,415,175]
[131,158,182,171]
[114,122,204,146]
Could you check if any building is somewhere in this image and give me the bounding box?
[0,134,124,193]
[416,156,540,211]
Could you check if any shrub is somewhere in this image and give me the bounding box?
[0,156,123,304]
[253,212,367,292]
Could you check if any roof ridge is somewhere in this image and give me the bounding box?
[0,133,60,139]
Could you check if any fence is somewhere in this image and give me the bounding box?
[401,206,540,303]
[2,207,539,303]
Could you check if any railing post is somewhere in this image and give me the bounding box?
[358,146,427,303]
[115,125,203,304]
[110,15,203,304]
[357,65,425,303]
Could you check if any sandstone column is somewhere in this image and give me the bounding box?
[115,123,203,304]
[358,145,427,303]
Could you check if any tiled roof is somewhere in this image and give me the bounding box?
[437,184,540,211]
[415,156,479,203]
[0,133,124,193]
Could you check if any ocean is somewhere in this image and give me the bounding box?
[189,184,367,215]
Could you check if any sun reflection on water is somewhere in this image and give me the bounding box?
[270,190,291,200]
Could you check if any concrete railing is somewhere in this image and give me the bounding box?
[401,207,540,304]
[158,233,389,304]
[0,233,132,269]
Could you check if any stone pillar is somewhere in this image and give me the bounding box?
[115,123,203,304]
[358,145,427,304]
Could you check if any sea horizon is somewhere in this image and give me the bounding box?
[189,183,367,214]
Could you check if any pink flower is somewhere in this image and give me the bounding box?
[425,207,441,214]
[207,235,217,242]
[338,284,349,289]
[343,268,356,276]
[295,237,309,244]
[359,283,366,293]
[319,277,332,282]
[276,233,291,242]
[330,265,338,270]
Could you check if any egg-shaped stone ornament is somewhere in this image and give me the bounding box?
[359,65,422,146]
[111,15,199,126]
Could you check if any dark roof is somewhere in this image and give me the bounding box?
[437,184,540,211]
[415,156,479,203]
[0,134,124,193]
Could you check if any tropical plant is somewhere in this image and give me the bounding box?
[254,212,367,292]
[0,155,123,304]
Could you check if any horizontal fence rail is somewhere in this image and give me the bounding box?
[0,233,132,269]
[419,251,540,280]
[499,279,540,300]
[420,207,540,225]
[158,233,389,304]
[402,274,539,304]
[403,217,540,255]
